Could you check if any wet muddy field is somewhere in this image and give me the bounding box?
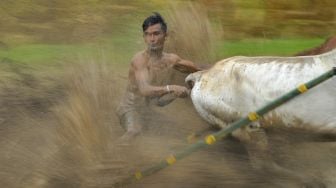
[1,60,336,188]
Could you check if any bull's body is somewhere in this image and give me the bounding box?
[188,49,336,132]
[186,49,336,187]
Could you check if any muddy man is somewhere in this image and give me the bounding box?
[116,12,203,140]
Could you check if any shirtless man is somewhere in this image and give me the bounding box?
[117,12,202,140]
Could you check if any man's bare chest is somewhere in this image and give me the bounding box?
[147,58,174,72]
[147,59,174,84]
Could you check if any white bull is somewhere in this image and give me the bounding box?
[186,49,336,187]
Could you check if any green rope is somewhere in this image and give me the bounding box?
[113,67,335,187]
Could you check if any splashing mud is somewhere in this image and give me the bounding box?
[165,1,220,64]
[2,55,336,188]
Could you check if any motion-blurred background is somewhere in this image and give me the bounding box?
[1,0,335,64]
[0,1,335,188]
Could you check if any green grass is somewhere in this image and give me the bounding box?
[0,37,326,65]
[216,38,325,58]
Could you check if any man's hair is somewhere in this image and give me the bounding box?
[142,12,167,33]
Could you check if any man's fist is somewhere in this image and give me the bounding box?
[169,85,190,98]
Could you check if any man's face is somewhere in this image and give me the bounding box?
[143,23,166,51]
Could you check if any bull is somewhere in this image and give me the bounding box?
[186,49,336,187]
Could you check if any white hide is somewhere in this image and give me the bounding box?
[186,49,336,132]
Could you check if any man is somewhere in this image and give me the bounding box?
[117,12,203,140]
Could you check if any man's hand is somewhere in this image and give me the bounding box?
[169,85,190,98]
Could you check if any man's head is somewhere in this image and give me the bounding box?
[142,12,167,51]
[142,12,167,33]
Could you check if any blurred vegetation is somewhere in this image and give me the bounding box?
[0,0,335,64]
[165,2,219,63]
[202,0,335,39]
[0,0,334,43]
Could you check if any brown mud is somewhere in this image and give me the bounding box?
[1,57,336,188]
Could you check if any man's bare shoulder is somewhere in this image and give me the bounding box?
[131,51,147,67]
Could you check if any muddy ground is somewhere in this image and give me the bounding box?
[1,58,336,188]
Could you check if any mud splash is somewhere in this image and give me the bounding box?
[1,55,336,188]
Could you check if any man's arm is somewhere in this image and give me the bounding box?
[171,54,210,73]
[132,56,189,98]
[147,93,177,107]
